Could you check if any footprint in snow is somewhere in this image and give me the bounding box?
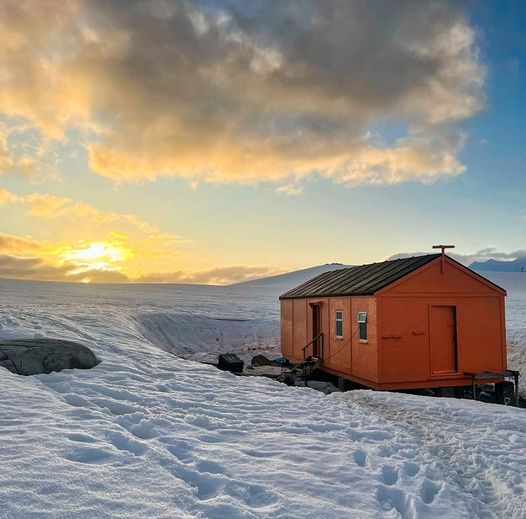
[108,431,148,456]
[62,446,114,465]
[195,459,226,475]
[420,478,441,504]
[353,449,368,467]
[403,461,420,477]
[380,465,399,486]
[225,480,278,508]
[162,463,225,500]
[67,432,98,444]
[376,485,411,517]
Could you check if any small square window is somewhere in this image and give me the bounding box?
[358,312,368,341]
[335,310,344,338]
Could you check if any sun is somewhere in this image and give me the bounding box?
[60,241,132,271]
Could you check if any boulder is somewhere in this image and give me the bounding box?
[251,354,272,367]
[0,338,99,376]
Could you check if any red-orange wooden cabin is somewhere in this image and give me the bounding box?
[280,252,508,391]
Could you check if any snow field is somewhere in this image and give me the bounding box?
[344,391,526,518]
[0,276,525,518]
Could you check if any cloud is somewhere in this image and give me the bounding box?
[0,0,484,188]
[0,187,183,239]
[0,254,130,283]
[0,188,187,280]
[0,223,283,285]
[0,232,40,254]
[0,120,40,178]
[135,265,285,285]
[389,248,526,266]
[0,243,284,285]
[275,183,304,196]
[0,231,133,283]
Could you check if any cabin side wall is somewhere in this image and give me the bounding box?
[280,296,379,384]
[377,258,507,386]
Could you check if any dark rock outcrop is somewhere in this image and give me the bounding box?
[251,354,273,367]
[0,338,99,376]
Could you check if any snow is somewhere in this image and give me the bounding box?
[482,272,526,396]
[0,274,525,518]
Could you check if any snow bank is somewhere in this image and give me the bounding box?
[133,313,279,363]
[0,277,525,518]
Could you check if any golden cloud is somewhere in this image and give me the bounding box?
[0,253,130,283]
[0,188,180,237]
[0,232,40,254]
[0,0,484,187]
[0,228,285,285]
[0,187,188,280]
[134,265,286,285]
[0,188,287,284]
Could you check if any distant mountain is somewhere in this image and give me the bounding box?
[470,256,526,272]
[230,263,350,291]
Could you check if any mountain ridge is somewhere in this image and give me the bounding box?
[470,256,526,272]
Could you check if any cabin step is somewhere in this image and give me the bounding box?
[290,356,322,379]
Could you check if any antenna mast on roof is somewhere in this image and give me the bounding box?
[432,244,455,274]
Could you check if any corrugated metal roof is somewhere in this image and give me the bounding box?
[279,254,441,299]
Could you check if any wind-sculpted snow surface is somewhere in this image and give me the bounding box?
[0,277,525,518]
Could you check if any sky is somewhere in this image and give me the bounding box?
[0,0,525,284]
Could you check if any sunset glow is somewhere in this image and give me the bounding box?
[60,242,131,272]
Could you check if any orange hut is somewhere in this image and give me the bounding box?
[279,249,510,392]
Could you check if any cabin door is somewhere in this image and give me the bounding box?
[311,304,321,357]
[429,306,458,374]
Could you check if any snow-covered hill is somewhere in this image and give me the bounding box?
[0,276,525,518]
[471,256,526,272]
[230,263,349,292]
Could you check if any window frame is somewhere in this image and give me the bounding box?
[358,311,368,342]
[335,310,344,339]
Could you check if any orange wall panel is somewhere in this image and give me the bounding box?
[379,297,430,382]
[326,297,352,371]
[350,297,378,382]
[455,296,505,373]
[292,299,307,360]
[280,299,293,358]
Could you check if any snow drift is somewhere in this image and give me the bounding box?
[0,275,524,518]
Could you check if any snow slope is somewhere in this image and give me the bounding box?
[0,277,525,518]
[231,263,349,290]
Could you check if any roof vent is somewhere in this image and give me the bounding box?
[432,244,455,274]
[432,244,455,256]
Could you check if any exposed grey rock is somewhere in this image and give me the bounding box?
[251,354,272,367]
[0,338,99,376]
